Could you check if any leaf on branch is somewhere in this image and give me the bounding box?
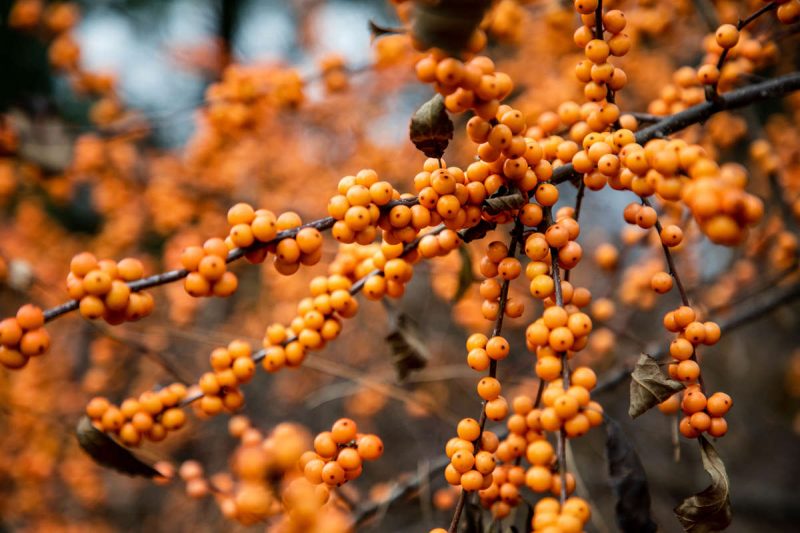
[605,416,659,533]
[409,94,453,159]
[368,20,406,40]
[674,436,732,532]
[385,312,429,381]
[76,416,161,478]
[629,353,684,418]
[461,219,496,242]
[412,0,492,55]
[464,497,483,533]
[483,192,526,215]
[452,246,475,303]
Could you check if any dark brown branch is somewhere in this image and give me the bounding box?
[448,219,523,533]
[592,279,800,396]
[551,72,800,186]
[708,2,778,99]
[42,199,417,323]
[642,198,689,306]
[354,278,800,524]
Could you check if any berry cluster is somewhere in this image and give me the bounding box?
[262,274,354,371]
[444,417,499,492]
[413,160,483,233]
[197,340,255,416]
[301,418,384,487]
[527,305,593,358]
[415,54,513,117]
[573,8,630,104]
[329,169,397,244]
[478,240,524,321]
[663,306,718,380]
[181,238,238,297]
[85,383,188,446]
[530,495,591,533]
[533,372,603,437]
[0,304,49,369]
[68,253,152,323]
[654,305,732,438]
[226,203,323,274]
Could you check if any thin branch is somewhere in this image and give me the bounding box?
[707,2,778,99]
[564,181,585,283]
[448,219,523,533]
[352,278,800,524]
[551,72,800,185]
[642,198,689,306]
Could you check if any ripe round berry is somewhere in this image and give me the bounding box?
[16,304,44,330]
[357,434,384,460]
[486,336,510,360]
[457,418,481,441]
[715,24,739,49]
[706,392,732,417]
[651,271,674,294]
[477,377,502,401]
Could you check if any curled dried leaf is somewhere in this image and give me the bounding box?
[629,353,684,418]
[385,312,429,381]
[483,192,526,215]
[674,436,732,532]
[605,417,659,533]
[411,0,492,55]
[76,416,161,478]
[409,94,453,158]
[452,246,475,303]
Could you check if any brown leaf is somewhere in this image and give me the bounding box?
[385,312,429,381]
[411,0,492,55]
[409,94,453,159]
[368,20,406,39]
[606,416,659,533]
[483,192,526,215]
[451,246,474,303]
[629,353,684,418]
[76,416,161,477]
[674,436,732,532]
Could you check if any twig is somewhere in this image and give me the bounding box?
[352,278,800,523]
[642,198,689,306]
[551,72,800,186]
[448,219,524,533]
[564,181,586,283]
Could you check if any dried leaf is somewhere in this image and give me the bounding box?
[483,192,526,215]
[464,497,483,533]
[674,436,732,532]
[385,313,429,381]
[409,94,453,159]
[451,246,474,303]
[461,219,496,243]
[605,417,659,533]
[412,0,492,55]
[76,416,161,477]
[368,20,406,39]
[629,353,684,418]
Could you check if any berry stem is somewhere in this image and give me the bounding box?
[543,205,571,505]
[641,198,689,307]
[551,71,800,186]
[707,2,780,99]
[448,218,523,533]
[564,181,586,283]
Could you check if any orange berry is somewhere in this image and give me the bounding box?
[357,434,384,460]
[706,392,732,417]
[457,418,481,442]
[477,377,502,401]
[16,304,44,330]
